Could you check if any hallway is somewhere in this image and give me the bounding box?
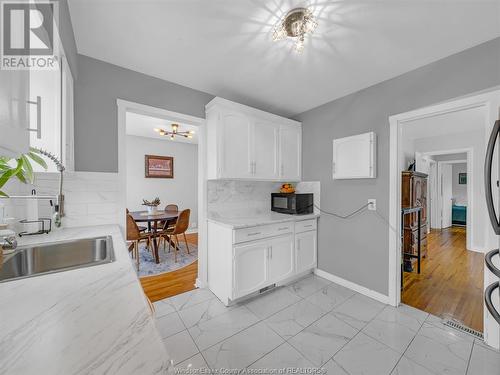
[402,227,484,332]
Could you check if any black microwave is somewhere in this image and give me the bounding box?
[271,193,314,215]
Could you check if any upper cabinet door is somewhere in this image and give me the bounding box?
[279,125,302,181]
[219,109,252,179]
[253,119,279,180]
[0,70,30,158]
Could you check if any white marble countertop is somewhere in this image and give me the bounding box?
[0,225,169,375]
[208,212,320,229]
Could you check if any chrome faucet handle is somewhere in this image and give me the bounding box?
[1,235,17,251]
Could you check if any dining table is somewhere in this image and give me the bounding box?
[129,210,179,264]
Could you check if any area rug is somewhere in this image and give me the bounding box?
[133,241,198,277]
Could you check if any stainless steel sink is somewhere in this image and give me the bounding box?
[0,236,115,283]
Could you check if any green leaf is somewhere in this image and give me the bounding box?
[21,155,34,183]
[16,171,27,184]
[0,158,23,189]
[27,151,48,169]
[0,190,8,198]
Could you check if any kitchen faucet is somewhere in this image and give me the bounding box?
[0,148,65,227]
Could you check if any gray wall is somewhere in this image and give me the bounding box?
[74,54,214,172]
[296,37,500,296]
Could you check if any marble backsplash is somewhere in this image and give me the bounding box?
[207,180,320,219]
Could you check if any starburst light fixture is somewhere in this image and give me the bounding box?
[154,124,195,140]
[272,7,318,53]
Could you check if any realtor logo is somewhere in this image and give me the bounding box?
[1,0,58,70]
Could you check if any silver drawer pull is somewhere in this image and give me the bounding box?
[248,232,261,236]
[303,224,313,228]
[277,227,289,231]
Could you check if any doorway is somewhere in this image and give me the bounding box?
[117,99,208,301]
[388,89,500,349]
[403,151,482,331]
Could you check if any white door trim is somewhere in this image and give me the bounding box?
[116,99,209,288]
[388,89,500,349]
[426,151,473,250]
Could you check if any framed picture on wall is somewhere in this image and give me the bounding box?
[458,172,467,184]
[145,155,174,178]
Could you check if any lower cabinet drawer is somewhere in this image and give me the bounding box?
[234,222,293,243]
[234,226,268,243]
[295,219,317,233]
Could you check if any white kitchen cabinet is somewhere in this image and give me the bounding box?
[279,124,302,181]
[332,132,376,179]
[206,97,301,181]
[268,234,295,284]
[219,108,253,179]
[0,69,30,158]
[207,217,317,306]
[296,230,317,274]
[253,119,279,179]
[233,240,269,299]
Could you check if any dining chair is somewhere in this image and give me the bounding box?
[126,208,148,233]
[155,204,179,230]
[165,204,179,212]
[160,209,190,262]
[126,214,152,271]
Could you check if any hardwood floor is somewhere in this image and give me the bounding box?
[140,233,198,302]
[402,227,484,332]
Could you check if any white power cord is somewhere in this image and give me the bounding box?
[314,202,400,240]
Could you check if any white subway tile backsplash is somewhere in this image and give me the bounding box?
[0,172,120,231]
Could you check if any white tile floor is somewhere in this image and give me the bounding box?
[153,274,500,374]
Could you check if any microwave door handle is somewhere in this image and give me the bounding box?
[485,120,500,235]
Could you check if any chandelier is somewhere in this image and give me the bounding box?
[273,8,318,53]
[154,124,194,140]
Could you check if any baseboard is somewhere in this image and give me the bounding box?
[195,277,207,289]
[314,268,390,305]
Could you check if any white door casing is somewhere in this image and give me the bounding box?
[389,88,500,349]
[440,163,453,228]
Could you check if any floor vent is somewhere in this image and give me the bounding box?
[442,318,483,340]
[259,284,276,294]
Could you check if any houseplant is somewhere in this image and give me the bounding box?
[0,148,48,197]
[142,197,161,214]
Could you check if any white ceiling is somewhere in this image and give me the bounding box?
[68,0,500,117]
[401,105,485,140]
[126,112,198,144]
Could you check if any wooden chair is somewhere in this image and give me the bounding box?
[126,208,148,233]
[165,204,178,212]
[126,214,152,271]
[160,209,190,262]
[155,204,179,230]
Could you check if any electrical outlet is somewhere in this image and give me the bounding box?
[368,199,376,211]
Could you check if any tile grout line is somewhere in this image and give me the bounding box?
[244,281,343,369]
[193,279,334,369]
[465,340,475,375]
[386,316,426,375]
[313,297,391,368]
[162,275,380,370]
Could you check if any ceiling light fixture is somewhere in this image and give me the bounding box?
[273,7,317,53]
[154,124,195,139]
